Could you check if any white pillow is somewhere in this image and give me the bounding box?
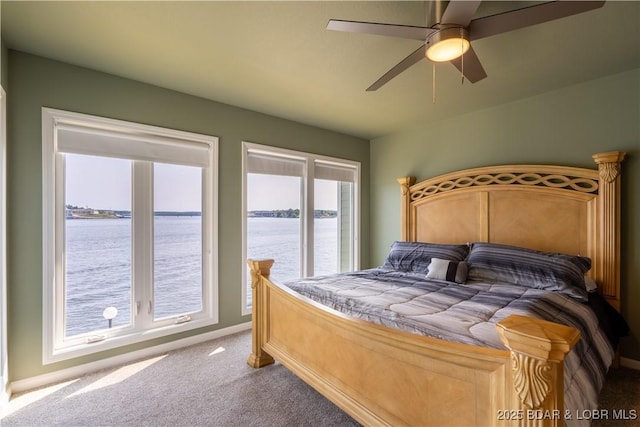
[426,258,468,284]
[584,276,598,293]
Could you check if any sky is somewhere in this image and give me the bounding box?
[65,154,202,211]
[65,154,338,212]
[66,154,132,211]
[247,174,337,211]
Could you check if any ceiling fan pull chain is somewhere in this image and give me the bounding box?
[461,27,465,85]
[432,62,437,104]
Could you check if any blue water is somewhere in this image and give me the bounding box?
[246,217,338,303]
[65,216,337,336]
[66,218,133,336]
[65,216,203,336]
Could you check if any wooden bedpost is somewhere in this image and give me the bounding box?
[592,151,625,310]
[397,176,416,241]
[247,259,275,368]
[496,315,580,427]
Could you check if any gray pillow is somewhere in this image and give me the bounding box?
[467,242,590,301]
[381,241,469,274]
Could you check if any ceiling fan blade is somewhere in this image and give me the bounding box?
[440,0,482,26]
[449,46,487,83]
[327,19,434,41]
[469,1,605,41]
[367,45,426,91]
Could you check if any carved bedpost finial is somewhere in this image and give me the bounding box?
[593,151,626,183]
[510,353,553,409]
[247,259,274,289]
[496,315,580,419]
[397,176,414,196]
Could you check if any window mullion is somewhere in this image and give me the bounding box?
[303,161,314,277]
[132,161,154,329]
[336,181,343,271]
[202,166,215,319]
[54,154,67,346]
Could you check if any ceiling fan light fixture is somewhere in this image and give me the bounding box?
[425,27,470,62]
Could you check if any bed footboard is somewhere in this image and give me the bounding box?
[247,259,579,426]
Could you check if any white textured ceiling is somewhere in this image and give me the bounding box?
[2,1,639,140]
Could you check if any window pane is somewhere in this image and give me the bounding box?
[64,154,132,337]
[153,163,203,320]
[314,179,337,275]
[314,179,354,275]
[246,173,301,305]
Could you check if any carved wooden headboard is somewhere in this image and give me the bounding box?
[398,151,626,309]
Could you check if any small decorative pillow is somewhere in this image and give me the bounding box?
[584,276,598,293]
[426,258,468,283]
[467,242,591,301]
[382,241,469,274]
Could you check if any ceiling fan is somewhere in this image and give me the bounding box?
[327,1,605,91]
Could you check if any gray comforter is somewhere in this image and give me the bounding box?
[283,268,614,426]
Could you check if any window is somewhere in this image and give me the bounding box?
[42,108,218,363]
[242,142,359,314]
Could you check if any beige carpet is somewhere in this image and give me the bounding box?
[592,365,640,427]
[2,330,638,426]
[2,331,360,426]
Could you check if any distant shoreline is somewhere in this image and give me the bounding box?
[248,209,337,219]
[66,211,201,219]
[67,208,336,219]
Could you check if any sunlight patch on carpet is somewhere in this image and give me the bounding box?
[208,346,225,356]
[4,379,78,416]
[66,355,166,399]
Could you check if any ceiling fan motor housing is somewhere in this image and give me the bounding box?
[425,26,470,62]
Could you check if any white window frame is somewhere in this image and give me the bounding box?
[42,108,219,364]
[241,141,360,316]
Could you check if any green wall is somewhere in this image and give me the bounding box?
[371,68,640,359]
[1,1,5,89]
[6,50,369,381]
[1,39,7,89]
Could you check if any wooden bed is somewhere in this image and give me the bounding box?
[247,151,625,427]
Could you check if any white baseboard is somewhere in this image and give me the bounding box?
[620,357,640,371]
[9,322,251,395]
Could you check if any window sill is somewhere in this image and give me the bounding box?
[44,316,218,365]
